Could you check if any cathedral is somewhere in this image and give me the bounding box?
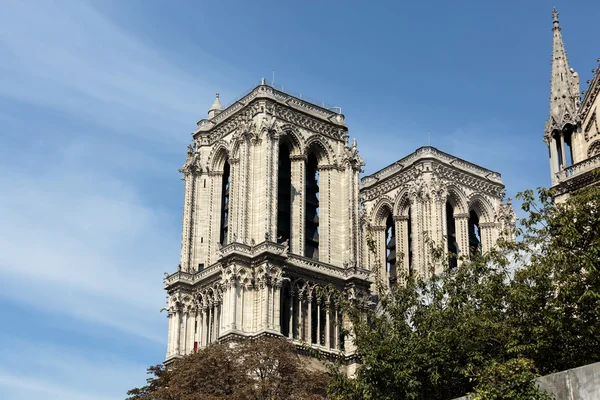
[163,8,599,366]
[544,8,600,201]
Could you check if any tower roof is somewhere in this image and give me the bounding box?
[208,93,222,118]
[545,8,581,137]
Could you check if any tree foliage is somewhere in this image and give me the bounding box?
[127,337,330,400]
[329,185,600,400]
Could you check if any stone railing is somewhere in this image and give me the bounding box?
[362,146,502,186]
[555,153,600,182]
[164,264,222,287]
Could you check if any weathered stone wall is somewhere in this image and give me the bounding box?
[454,361,600,400]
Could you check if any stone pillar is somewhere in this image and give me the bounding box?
[297,294,303,340]
[174,309,181,355]
[307,295,313,344]
[288,292,294,339]
[394,216,408,279]
[230,281,237,330]
[166,312,174,356]
[212,304,218,340]
[316,298,322,346]
[274,282,282,332]
[290,155,306,254]
[325,301,331,349]
[201,306,208,346]
[454,214,469,263]
[333,304,339,350]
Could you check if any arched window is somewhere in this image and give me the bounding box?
[219,160,230,245]
[407,207,413,276]
[446,201,458,269]
[305,153,319,260]
[277,144,292,244]
[385,214,396,284]
[468,210,481,256]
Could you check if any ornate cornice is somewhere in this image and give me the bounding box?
[193,85,347,146]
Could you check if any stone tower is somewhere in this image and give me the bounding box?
[164,82,515,367]
[360,147,515,286]
[164,81,371,364]
[544,8,600,201]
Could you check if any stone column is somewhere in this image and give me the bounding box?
[201,306,208,346]
[230,281,237,330]
[316,298,322,346]
[174,309,181,355]
[187,311,196,353]
[297,293,303,340]
[290,155,306,254]
[307,295,313,344]
[325,301,331,349]
[333,304,339,350]
[274,282,282,332]
[454,214,469,263]
[288,291,294,339]
[166,312,174,356]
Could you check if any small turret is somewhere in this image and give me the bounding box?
[208,93,222,119]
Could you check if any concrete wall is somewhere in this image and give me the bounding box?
[454,361,600,400]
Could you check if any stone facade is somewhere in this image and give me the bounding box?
[544,8,600,201]
[163,80,515,366]
[360,147,515,284]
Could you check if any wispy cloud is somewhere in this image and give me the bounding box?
[0,335,148,400]
[0,0,233,144]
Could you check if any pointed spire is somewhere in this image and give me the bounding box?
[545,8,580,137]
[208,93,222,119]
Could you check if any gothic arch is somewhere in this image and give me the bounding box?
[207,141,230,172]
[587,140,600,158]
[393,188,411,217]
[446,184,468,215]
[305,135,336,165]
[278,124,305,156]
[370,196,394,227]
[468,194,494,223]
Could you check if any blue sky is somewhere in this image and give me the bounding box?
[0,0,598,398]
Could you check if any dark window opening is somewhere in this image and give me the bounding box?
[446,201,458,269]
[385,214,396,284]
[468,210,481,256]
[565,132,574,166]
[198,263,205,272]
[277,144,292,244]
[219,160,230,245]
[280,286,292,338]
[305,154,319,260]
[407,208,413,276]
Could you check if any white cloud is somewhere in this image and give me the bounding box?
[0,0,234,144]
[0,336,148,400]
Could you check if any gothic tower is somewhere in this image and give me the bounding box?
[164,81,371,365]
[544,8,600,200]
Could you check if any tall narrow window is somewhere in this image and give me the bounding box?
[565,131,574,166]
[277,144,292,244]
[407,208,413,276]
[555,136,564,170]
[468,210,481,256]
[385,214,396,284]
[305,154,319,259]
[220,160,230,245]
[446,201,458,269]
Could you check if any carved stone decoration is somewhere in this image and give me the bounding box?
[179,143,202,175]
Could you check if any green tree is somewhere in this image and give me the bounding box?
[127,337,330,400]
[329,185,600,400]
